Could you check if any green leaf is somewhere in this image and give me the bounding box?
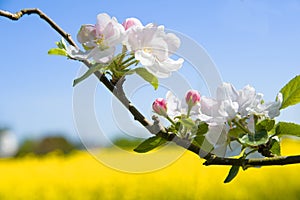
[48,48,68,57]
[73,64,103,86]
[228,127,245,138]
[224,165,240,183]
[194,135,214,152]
[56,39,67,49]
[134,67,159,90]
[134,136,167,153]
[269,138,281,156]
[239,130,268,146]
[275,122,300,137]
[256,119,275,132]
[179,118,195,129]
[280,75,300,109]
[196,122,209,136]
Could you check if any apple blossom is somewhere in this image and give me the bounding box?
[76,13,125,63]
[185,90,201,107]
[125,23,184,78]
[152,98,168,116]
[166,91,201,119]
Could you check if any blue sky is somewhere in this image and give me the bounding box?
[0,0,300,143]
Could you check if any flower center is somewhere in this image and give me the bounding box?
[143,47,153,54]
[95,34,105,46]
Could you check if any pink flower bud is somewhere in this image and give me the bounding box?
[185,90,201,106]
[152,98,167,116]
[122,18,143,30]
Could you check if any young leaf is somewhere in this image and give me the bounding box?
[256,119,275,132]
[56,39,67,49]
[73,64,103,86]
[134,136,167,153]
[224,165,240,183]
[48,48,68,57]
[196,122,209,136]
[275,122,300,137]
[228,127,245,138]
[134,67,159,90]
[239,130,268,146]
[269,138,281,156]
[280,75,300,109]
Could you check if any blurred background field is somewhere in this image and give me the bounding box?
[0,138,299,200]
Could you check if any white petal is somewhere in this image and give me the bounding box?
[216,82,238,101]
[166,91,182,118]
[77,24,96,45]
[135,50,155,66]
[96,13,112,33]
[164,32,181,56]
[88,47,115,63]
[200,97,220,117]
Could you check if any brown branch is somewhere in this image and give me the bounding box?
[0,8,78,48]
[204,155,300,169]
[2,8,300,169]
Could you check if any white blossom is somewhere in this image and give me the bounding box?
[76,13,125,63]
[125,24,184,78]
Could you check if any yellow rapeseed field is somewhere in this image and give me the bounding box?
[0,138,300,200]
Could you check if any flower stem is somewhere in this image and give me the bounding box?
[186,106,192,118]
[166,116,176,126]
[233,119,252,135]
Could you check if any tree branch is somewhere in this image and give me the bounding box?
[0,8,78,48]
[2,8,300,169]
[204,155,300,169]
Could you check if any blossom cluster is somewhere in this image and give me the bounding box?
[152,83,283,156]
[67,13,184,78]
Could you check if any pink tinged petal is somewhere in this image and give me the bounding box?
[95,13,112,34]
[152,98,168,116]
[185,90,201,106]
[77,24,96,42]
[122,17,143,30]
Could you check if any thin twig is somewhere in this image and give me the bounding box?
[2,8,300,169]
[0,8,78,48]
